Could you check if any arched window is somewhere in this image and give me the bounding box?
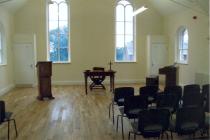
[47,0,70,63]
[177,27,189,64]
[0,22,6,65]
[115,0,136,62]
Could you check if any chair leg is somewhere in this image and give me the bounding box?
[108,103,112,118]
[134,133,136,140]
[170,131,173,140]
[8,120,10,140]
[116,115,119,132]
[121,116,124,140]
[112,102,114,124]
[128,132,131,140]
[12,119,18,137]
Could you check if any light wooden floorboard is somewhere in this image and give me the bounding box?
[0,84,208,140]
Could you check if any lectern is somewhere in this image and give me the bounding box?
[36,61,54,100]
[159,66,178,86]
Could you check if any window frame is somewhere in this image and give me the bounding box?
[46,0,71,64]
[0,22,6,66]
[115,0,136,63]
[176,26,189,64]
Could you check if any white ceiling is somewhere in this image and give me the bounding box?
[148,0,209,16]
[0,0,208,15]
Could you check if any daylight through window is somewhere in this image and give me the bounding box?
[177,27,188,63]
[115,0,136,62]
[48,0,70,62]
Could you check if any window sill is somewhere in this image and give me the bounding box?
[0,63,7,67]
[115,61,137,63]
[52,61,71,64]
[177,61,188,65]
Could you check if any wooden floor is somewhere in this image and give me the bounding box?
[0,85,209,140]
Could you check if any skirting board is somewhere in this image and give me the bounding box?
[52,79,145,85]
[0,84,15,96]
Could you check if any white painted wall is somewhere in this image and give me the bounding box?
[0,8,15,95]
[164,9,209,86]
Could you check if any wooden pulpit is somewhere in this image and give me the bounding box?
[36,61,54,100]
[159,66,178,87]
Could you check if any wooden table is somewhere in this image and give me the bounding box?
[84,70,116,95]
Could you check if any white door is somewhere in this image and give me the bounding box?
[147,35,168,76]
[13,43,35,86]
[150,43,167,75]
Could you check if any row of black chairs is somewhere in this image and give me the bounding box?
[108,84,210,139]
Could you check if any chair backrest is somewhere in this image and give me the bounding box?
[202,84,210,112]
[175,107,205,135]
[183,92,203,108]
[156,94,176,109]
[90,67,105,83]
[164,85,182,98]
[202,84,210,99]
[139,86,158,97]
[183,84,200,95]
[0,101,5,123]
[93,67,105,71]
[164,85,182,110]
[124,95,148,115]
[138,109,170,138]
[114,87,134,105]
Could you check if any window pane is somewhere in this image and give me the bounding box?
[116,22,124,35]
[125,22,133,35]
[125,5,133,21]
[116,5,124,21]
[179,50,188,62]
[125,35,134,61]
[49,3,58,21]
[183,30,188,49]
[116,47,125,61]
[59,34,68,48]
[49,33,59,48]
[116,35,124,48]
[49,21,58,31]
[59,21,68,33]
[59,3,68,21]
[60,48,68,61]
[50,48,59,61]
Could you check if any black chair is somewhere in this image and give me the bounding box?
[182,92,203,108]
[170,107,205,139]
[163,85,182,112]
[156,94,177,114]
[89,67,106,90]
[139,86,158,105]
[0,101,18,140]
[182,84,202,108]
[183,84,200,95]
[201,84,210,137]
[129,109,170,140]
[108,87,134,124]
[116,95,148,139]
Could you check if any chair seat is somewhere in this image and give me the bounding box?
[127,108,143,118]
[144,124,163,132]
[180,122,199,130]
[142,124,163,138]
[4,112,12,121]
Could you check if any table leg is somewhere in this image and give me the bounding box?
[112,74,115,92]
